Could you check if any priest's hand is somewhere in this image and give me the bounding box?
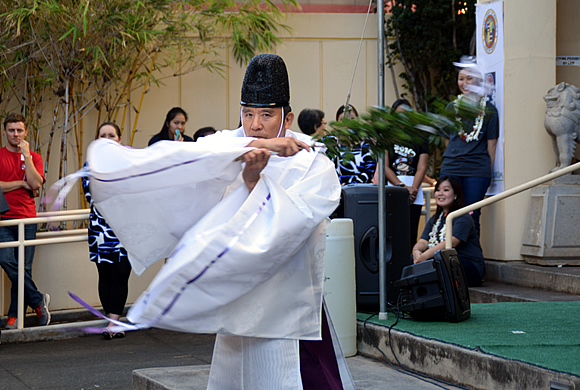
[248,137,310,157]
[242,149,271,192]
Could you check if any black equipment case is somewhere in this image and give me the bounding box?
[394,248,471,322]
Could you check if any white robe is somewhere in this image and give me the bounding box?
[86,128,352,388]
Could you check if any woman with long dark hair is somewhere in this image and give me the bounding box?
[441,57,499,236]
[148,107,193,145]
[82,122,132,339]
[412,176,485,286]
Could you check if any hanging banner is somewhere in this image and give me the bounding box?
[476,0,504,194]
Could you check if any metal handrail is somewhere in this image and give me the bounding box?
[36,229,88,238]
[0,209,90,329]
[37,209,90,217]
[445,162,580,248]
[421,186,434,220]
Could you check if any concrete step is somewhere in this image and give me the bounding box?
[469,260,580,303]
[1,318,106,344]
[132,356,469,390]
[485,260,580,294]
[1,306,107,329]
[469,280,580,303]
[1,307,118,344]
[358,320,580,390]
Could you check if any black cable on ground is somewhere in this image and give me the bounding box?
[362,294,474,390]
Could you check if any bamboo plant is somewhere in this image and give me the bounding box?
[0,0,298,215]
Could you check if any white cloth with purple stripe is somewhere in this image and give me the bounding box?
[86,137,250,275]
[86,128,342,340]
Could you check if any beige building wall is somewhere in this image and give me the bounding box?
[480,0,560,261]
[129,12,391,150]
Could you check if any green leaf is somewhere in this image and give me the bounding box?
[82,0,89,37]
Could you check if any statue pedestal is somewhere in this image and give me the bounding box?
[521,175,580,266]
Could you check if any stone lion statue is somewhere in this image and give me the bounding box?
[544,82,580,172]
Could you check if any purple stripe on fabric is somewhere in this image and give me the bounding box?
[155,192,272,320]
[80,190,273,332]
[69,292,108,320]
[186,259,217,285]
[72,326,108,334]
[68,292,152,333]
[94,156,210,183]
[161,292,183,315]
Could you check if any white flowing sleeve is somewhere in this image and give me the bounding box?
[86,136,252,274]
[127,147,342,339]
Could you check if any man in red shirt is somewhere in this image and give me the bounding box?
[0,113,50,329]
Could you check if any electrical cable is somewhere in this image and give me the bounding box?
[362,294,474,390]
[343,0,374,111]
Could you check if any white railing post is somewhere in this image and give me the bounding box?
[0,209,90,329]
[17,221,25,329]
[445,162,580,249]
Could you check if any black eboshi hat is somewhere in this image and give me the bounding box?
[240,54,290,107]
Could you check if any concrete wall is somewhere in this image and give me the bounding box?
[480,0,557,260]
[127,12,389,150]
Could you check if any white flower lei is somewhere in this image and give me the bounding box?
[454,94,488,143]
[428,212,446,248]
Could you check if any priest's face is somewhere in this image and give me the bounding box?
[242,107,294,139]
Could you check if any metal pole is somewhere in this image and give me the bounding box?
[17,221,25,329]
[377,0,388,320]
[63,81,68,211]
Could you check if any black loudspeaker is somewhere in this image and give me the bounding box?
[0,188,9,215]
[394,248,471,322]
[332,184,410,312]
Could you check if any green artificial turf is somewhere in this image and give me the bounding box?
[358,301,580,376]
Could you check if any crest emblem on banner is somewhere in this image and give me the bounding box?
[482,9,498,54]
